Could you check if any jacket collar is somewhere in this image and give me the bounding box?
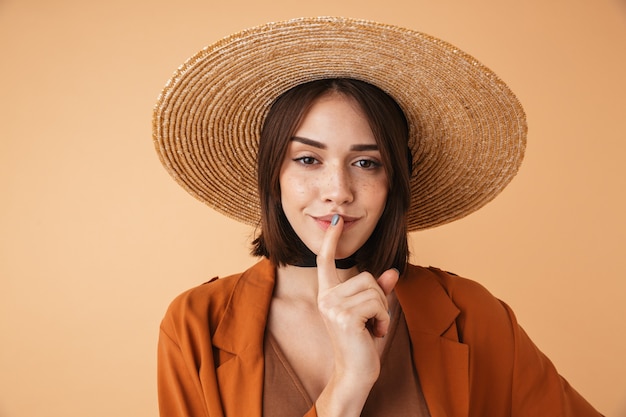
[211,260,469,417]
[211,258,275,417]
[396,265,469,417]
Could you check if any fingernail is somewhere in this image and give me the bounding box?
[331,214,340,226]
[392,267,400,275]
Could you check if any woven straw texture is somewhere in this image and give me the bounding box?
[153,16,527,231]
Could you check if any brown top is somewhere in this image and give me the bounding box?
[263,308,431,416]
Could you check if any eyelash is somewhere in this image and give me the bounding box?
[354,159,381,169]
[293,156,382,169]
[294,156,319,165]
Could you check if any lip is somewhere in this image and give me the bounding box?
[312,214,360,231]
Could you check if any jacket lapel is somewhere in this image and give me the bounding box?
[211,259,275,417]
[396,265,470,417]
[207,261,469,417]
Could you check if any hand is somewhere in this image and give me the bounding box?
[314,214,399,416]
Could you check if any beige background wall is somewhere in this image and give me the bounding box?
[1,0,625,416]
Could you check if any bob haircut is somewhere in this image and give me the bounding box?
[252,78,411,276]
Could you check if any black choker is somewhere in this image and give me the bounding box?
[292,246,357,269]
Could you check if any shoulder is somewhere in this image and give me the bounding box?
[403,263,505,308]
[160,259,275,337]
[401,264,519,382]
[165,272,240,319]
[159,270,241,339]
[402,264,516,339]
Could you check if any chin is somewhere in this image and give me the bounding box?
[334,241,365,260]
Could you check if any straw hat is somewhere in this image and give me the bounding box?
[153,16,527,231]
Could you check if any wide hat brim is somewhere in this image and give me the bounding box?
[153,16,527,231]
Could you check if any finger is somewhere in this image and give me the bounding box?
[334,273,393,338]
[376,268,400,296]
[368,301,392,337]
[327,280,386,312]
[370,269,400,337]
[317,214,343,292]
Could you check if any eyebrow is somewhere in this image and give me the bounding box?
[291,136,379,152]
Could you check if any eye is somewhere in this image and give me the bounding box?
[294,156,319,165]
[354,159,381,169]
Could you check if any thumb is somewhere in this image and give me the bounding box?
[377,268,400,296]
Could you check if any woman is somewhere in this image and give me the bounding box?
[153,17,602,417]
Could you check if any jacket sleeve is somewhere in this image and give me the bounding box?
[500,301,604,417]
[158,324,211,417]
[157,282,227,417]
[441,269,603,417]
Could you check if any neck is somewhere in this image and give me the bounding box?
[292,244,357,269]
[273,263,400,327]
[275,264,360,301]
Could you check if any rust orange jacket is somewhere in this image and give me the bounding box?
[158,259,602,417]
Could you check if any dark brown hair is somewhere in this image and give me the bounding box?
[251,78,411,276]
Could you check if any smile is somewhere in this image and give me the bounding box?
[312,215,360,231]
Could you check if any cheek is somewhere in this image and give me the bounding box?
[279,172,312,209]
[362,178,389,214]
[374,193,389,219]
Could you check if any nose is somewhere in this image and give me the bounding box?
[319,164,354,205]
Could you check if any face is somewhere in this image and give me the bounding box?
[279,93,389,259]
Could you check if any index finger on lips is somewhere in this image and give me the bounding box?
[316,214,343,292]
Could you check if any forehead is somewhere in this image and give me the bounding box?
[295,93,375,142]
